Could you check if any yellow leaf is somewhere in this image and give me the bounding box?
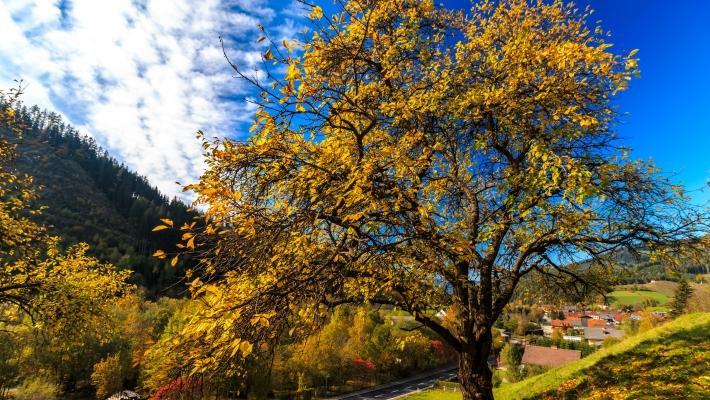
[240,341,253,356]
[170,255,179,267]
[152,225,169,232]
[282,39,293,52]
[286,63,300,81]
[309,5,323,19]
[230,340,242,357]
[153,250,167,259]
[160,218,174,227]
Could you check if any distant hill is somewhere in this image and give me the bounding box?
[1,103,196,297]
[494,313,710,399]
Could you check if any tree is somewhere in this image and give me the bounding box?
[164,1,706,398]
[551,329,564,344]
[499,343,524,369]
[669,279,693,317]
[0,87,46,313]
[91,354,124,399]
[1,88,132,389]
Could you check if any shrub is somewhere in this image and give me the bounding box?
[14,377,60,400]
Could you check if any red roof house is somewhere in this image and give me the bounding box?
[551,319,573,329]
[586,319,608,328]
[521,345,582,368]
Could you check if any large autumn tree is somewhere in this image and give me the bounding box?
[166,1,706,398]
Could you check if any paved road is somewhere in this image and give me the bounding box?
[327,366,458,400]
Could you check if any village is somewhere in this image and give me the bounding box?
[493,305,669,374]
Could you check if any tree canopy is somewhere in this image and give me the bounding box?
[161,1,707,398]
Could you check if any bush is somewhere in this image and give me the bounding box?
[152,376,204,400]
[500,343,524,368]
[14,377,59,400]
[521,364,548,379]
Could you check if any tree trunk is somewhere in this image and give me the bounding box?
[458,343,494,400]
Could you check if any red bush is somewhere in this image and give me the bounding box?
[152,376,203,400]
[353,357,376,370]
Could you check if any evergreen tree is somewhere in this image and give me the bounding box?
[0,97,197,297]
[670,279,693,317]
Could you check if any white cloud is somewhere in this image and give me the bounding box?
[0,0,292,200]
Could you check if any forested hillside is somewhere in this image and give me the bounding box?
[1,104,195,297]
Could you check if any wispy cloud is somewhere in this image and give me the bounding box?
[0,0,304,200]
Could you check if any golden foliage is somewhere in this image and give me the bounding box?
[162,1,704,391]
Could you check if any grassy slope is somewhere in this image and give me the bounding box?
[608,289,669,306]
[495,312,710,400]
[404,313,709,399]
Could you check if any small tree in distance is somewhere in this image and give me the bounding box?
[160,1,707,398]
[669,279,693,317]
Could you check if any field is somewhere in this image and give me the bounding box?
[404,313,710,399]
[612,280,710,311]
[607,289,669,307]
[612,281,710,312]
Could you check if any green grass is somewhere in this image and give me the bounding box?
[403,389,462,400]
[608,289,669,306]
[495,312,710,399]
[403,313,710,400]
[616,281,710,312]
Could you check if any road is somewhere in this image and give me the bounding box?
[327,366,458,400]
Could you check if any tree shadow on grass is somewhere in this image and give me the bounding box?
[535,322,710,399]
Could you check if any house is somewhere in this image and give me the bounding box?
[495,328,510,340]
[525,327,545,336]
[551,319,573,329]
[651,310,668,318]
[598,311,627,325]
[562,335,583,342]
[564,310,597,319]
[521,345,582,368]
[583,327,625,345]
[106,391,141,400]
[579,315,593,327]
[586,319,608,328]
[569,318,584,328]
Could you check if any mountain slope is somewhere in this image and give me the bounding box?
[494,313,710,400]
[1,104,196,297]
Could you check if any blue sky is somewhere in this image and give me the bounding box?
[590,0,710,204]
[1,0,708,203]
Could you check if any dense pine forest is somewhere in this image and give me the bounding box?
[2,103,194,297]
